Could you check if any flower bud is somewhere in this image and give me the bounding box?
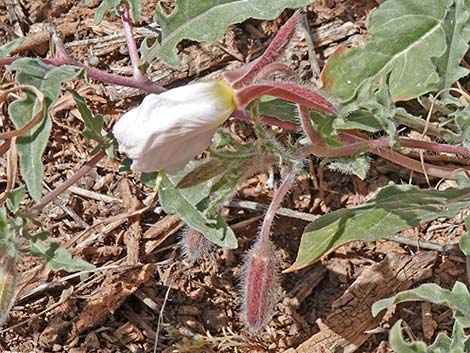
[240,237,278,333]
[0,256,16,326]
[113,80,236,173]
[180,228,213,264]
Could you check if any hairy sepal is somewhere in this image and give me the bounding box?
[240,237,278,333]
[180,228,213,264]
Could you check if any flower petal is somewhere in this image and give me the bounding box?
[113,80,235,172]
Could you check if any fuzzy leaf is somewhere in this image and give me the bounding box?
[159,163,237,249]
[256,96,297,123]
[287,184,470,271]
[0,38,23,58]
[155,0,316,67]
[458,216,470,255]
[69,89,112,156]
[91,0,120,24]
[90,0,143,23]
[176,159,225,188]
[30,232,95,272]
[5,186,25,214]
[322,0,470,103]
[7,59,80,202]
[373,281,470,328]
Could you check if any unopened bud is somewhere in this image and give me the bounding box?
[0,256,17,326]
[180,228,213,264]
[240,237,278,333]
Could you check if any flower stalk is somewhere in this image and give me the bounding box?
[241,167,296,332]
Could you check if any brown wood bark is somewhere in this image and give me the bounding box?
[285,251,437,353]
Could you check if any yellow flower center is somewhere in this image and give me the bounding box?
[214,79,236,112]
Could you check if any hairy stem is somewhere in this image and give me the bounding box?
[121,3,146,81]
[302,136,470,159]
[298,105,325,146]
[259,167,296,243]
[0,48,165,95]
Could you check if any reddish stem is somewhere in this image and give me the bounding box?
[0,56,165,95]
[235,81,337,113]
[259,167,296,243]
[224,12,300,88]
[298,105,325,146]
[121,3,146,81]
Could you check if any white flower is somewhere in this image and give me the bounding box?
[113,80,236,173]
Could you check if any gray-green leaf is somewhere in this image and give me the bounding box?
[322,0,470,102]
[287,184,470,271]
[30,232,95,272]
[7,59,80,202]
[155,0,316,67]
[159,164,237,249]
[373,281,470,328]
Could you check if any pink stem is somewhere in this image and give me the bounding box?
[121,3,146,81]
[0,57,165,95]
[298,105,325,146]
[224,12,300,88]
[30,149,106,215]
[253,63,295,81]
[235,82,337,113]
[259,166,296,243]
[303,136,470,158]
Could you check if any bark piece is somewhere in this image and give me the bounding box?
[72,264,155,337]
[286,251,437,353]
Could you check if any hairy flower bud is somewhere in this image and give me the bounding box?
[240,237,278,333]
[113,80,236,173]
[0,256,16,327]
[180,228,213,264]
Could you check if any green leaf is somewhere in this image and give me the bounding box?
[389,320,431,353]
[127,0,142,22]
[310,110,341,146]
[288,184,470,271]
[326,155,371,180]
[458,216,470,255]
[69,89,111,154]
[159,163,237,249]
[333,110,384,133]
[322,0,470,103]
[443,106,470,148]
[155,0,316,67]
[372,281,470,328]
[0,38,23,58]
[176,159,225,188]
[5,186,25,214]
[256,96,297,123]
[0,208,17,258]
[435,0,470,91]
[93,0,121,24]
[7,59,80,202]
[30,232,95,272]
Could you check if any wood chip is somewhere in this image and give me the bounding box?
[72,264,155,336]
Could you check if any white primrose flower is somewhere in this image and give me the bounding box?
[113,80,236,173]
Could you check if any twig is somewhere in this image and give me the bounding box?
[30,149,107,215]
[69,185,122,204]
[384,235,463,257]
[300,13,321,87]
[227,199,317,222]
